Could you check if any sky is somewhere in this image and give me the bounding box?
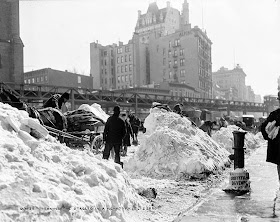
[19,0,280,97]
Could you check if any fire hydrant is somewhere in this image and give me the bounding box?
[223,131,250,194]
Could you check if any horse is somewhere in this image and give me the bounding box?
[0,89,67,131]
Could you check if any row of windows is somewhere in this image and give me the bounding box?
[101,78,113,85]
[117,64,132,73]
[162,48,184,57]
[117,54,132,64]
[101,58,114,66]
[117,74,133,83]
[163,69,186,79]
[163,58,185,67]
[24,76,48,84]
[102,50,114,57]
[117,46,131,54]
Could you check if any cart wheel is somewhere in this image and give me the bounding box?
[91,135,104,154]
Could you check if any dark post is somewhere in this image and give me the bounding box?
[232,131,247,169]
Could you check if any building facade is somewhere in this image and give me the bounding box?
[0,0,24,84]
[24,68,94,91]
[90,0,212,98]
[212,65,247,101]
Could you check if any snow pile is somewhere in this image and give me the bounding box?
[125,108,230,179]
[79,103,109,123]
[212,125,265,153]
[0,103,149,222]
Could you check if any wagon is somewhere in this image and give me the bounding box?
[52,109,105,153]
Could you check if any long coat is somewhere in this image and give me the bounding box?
[261,108,280,165]
[103,114,126,145]
[123,120,134,146]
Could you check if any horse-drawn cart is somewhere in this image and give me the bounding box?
[0,83,105,152]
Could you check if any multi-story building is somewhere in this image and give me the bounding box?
[90,0,212,98]
[90,42,117,90]
[212,65,247,101]
[24,68,94,91]
[0,0,24,84]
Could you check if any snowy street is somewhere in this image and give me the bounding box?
[0,103,267,221]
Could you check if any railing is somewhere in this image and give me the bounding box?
[0,82,266,114]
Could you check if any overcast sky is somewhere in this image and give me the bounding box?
[19,0,280,97]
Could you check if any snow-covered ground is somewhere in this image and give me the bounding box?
[0,103,265,222]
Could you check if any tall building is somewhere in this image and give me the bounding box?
[90,0,212,98]
[212,65,247,101]
[0,0,24,84]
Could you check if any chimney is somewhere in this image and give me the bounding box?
[167,1,170,8]
[138,10,141,18]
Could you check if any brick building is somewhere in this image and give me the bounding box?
[212,65,247,101]
[90,0,212,98]
[0,0,24,84]
[24,68,94,91]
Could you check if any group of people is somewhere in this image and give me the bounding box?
[102,105,141,167]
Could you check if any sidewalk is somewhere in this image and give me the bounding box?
[175,145,280,222]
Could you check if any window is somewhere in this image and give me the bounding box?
[174,60,178,65]
[117,76,121,83]
[32,78,35,83]
[174,50,177,56]
[121,66,123,73]
[163,48,166,56]
[121,56,124,63]
[129,54,132,61]
[117,57,120,64]
[125,65,128,72]
[180,69,185,77]
[180,49,184,56]
[36,77,40,82]
[78,76,81,83]
[104,51,107,56]
[104,59,107,66]
[168,50,171,57]
[129,64,132,71]
[125,55,127,62]
[117,47,123,54]
[125,75,128,82]
[169,71,172,79]
[41,76,44,81]
[169,41,172,48]
[180,58,185,66]
[121,75,125,83]
[117,66,120,73]
[168,61,171,68]
[174,39,180,46]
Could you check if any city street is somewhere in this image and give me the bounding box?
[175,144,280,222]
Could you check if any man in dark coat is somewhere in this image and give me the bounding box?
[103,106,126,165]
[261,91,280,181]
[121,113,134,156]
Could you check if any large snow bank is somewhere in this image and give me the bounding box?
[0,103,149,222]
[212,125,265,153]
[125,108,231,179]
[79,103,109,123]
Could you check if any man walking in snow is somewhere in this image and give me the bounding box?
[103,105,126,166]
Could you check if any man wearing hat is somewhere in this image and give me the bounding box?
[261,91,280,183]
[103,105,126,166]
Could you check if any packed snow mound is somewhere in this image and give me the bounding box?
[211,125,265,153]
[78,103,109,123]
[0,102,149,222]
[125,108,230,179]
